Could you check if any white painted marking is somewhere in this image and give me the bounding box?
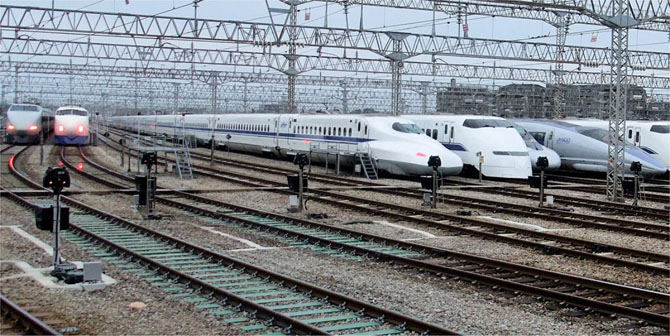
[402,236,458,242]
[0,260,117,290]
[477,216,574,232]
[222,246,306,253]
[372,221,437,238]
[0,227,117,287]
[2,226,54,255]
[196,225,266,249]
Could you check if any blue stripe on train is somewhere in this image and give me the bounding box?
[152,125,374,143]
[441,143,467,151]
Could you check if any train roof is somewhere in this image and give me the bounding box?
[403,114,505,121]
[56,105,88,112]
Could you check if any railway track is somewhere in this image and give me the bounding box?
[105,128,669,227]
[0,294,61,335]
[57,145,670,329]
[6,146,455,335]
[544,174,670,204]
[93,136,670,276]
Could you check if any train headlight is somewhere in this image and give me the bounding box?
[57,125,65,133]
[29,125,38,132]
[77,125,85,134]
[7,124,15,131]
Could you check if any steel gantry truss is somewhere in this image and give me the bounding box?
[1,5,668,69]
[1,1,668,201]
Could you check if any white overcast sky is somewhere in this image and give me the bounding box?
[2,0,669,93]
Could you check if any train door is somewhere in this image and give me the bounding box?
[633,127,641,146]
[545,130,555,149]
[444,121,455,144]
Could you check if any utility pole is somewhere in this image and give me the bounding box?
[134,62,139,113]
[552,13,570,119]
[340,80,349,114]
[286,0,299,114]
[210,71,218,113]
[387,33,409,116]
[605,0,633,202]
[14,61,19,103]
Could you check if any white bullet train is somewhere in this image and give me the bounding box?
[54,106,90,145]
[404,115,536,179]
[4,103,53,144]
[511,123,562,171]
[111,113,464,176]
[566,119,669,173]
[516,120,666,177]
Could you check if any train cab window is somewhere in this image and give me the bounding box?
[392,122,422,134]
[432,129,438,140]
[529,132,546,144]
[650,125,669,134]
[425,129,430,136]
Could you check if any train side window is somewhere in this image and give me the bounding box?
[445,125,449,136]
[338,128,342,136]
[425,129,430,136]
[357,123,361,132]
[364,125,368,135]
[450,127,454,139]
[432,129,438,140]
[628,129,633,139]
[348,128,352,137]
[635,132,640,143]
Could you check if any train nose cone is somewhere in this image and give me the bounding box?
[627,148,666,176]
[369,139,462,176]
[529,147,561,170]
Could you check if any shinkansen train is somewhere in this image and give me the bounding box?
[54,106,90,145]
[516,120,666,177]
[404,115,533,179]
[111,113,464,176]
[4,103,53,144]
[566,119,669,173]
[511,123,561,171]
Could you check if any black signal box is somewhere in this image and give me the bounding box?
[420,175,443,190]
[135,175,157,206]
[287,174,308,193]
[35,205,70,231]
[141,152,158,166]
[43,167,70,192]
[528,176,549,189]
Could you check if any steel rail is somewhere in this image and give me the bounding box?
[95,133,670,274]
[46,146,456,335]
[0,294,61,336]
[69,144,670,328]
[107,128,669,229]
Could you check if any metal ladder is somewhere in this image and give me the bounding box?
[173,138,194,179]
[357,153,378,180]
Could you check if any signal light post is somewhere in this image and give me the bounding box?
[428,155,442,209]
[292,153,309,212]
[536,156,549,207]
[41,167,70,275]
[631,161,642,206]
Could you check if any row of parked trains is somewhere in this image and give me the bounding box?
[4,103,91,145]
[110,112,669,179]
[4,103,667,179]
